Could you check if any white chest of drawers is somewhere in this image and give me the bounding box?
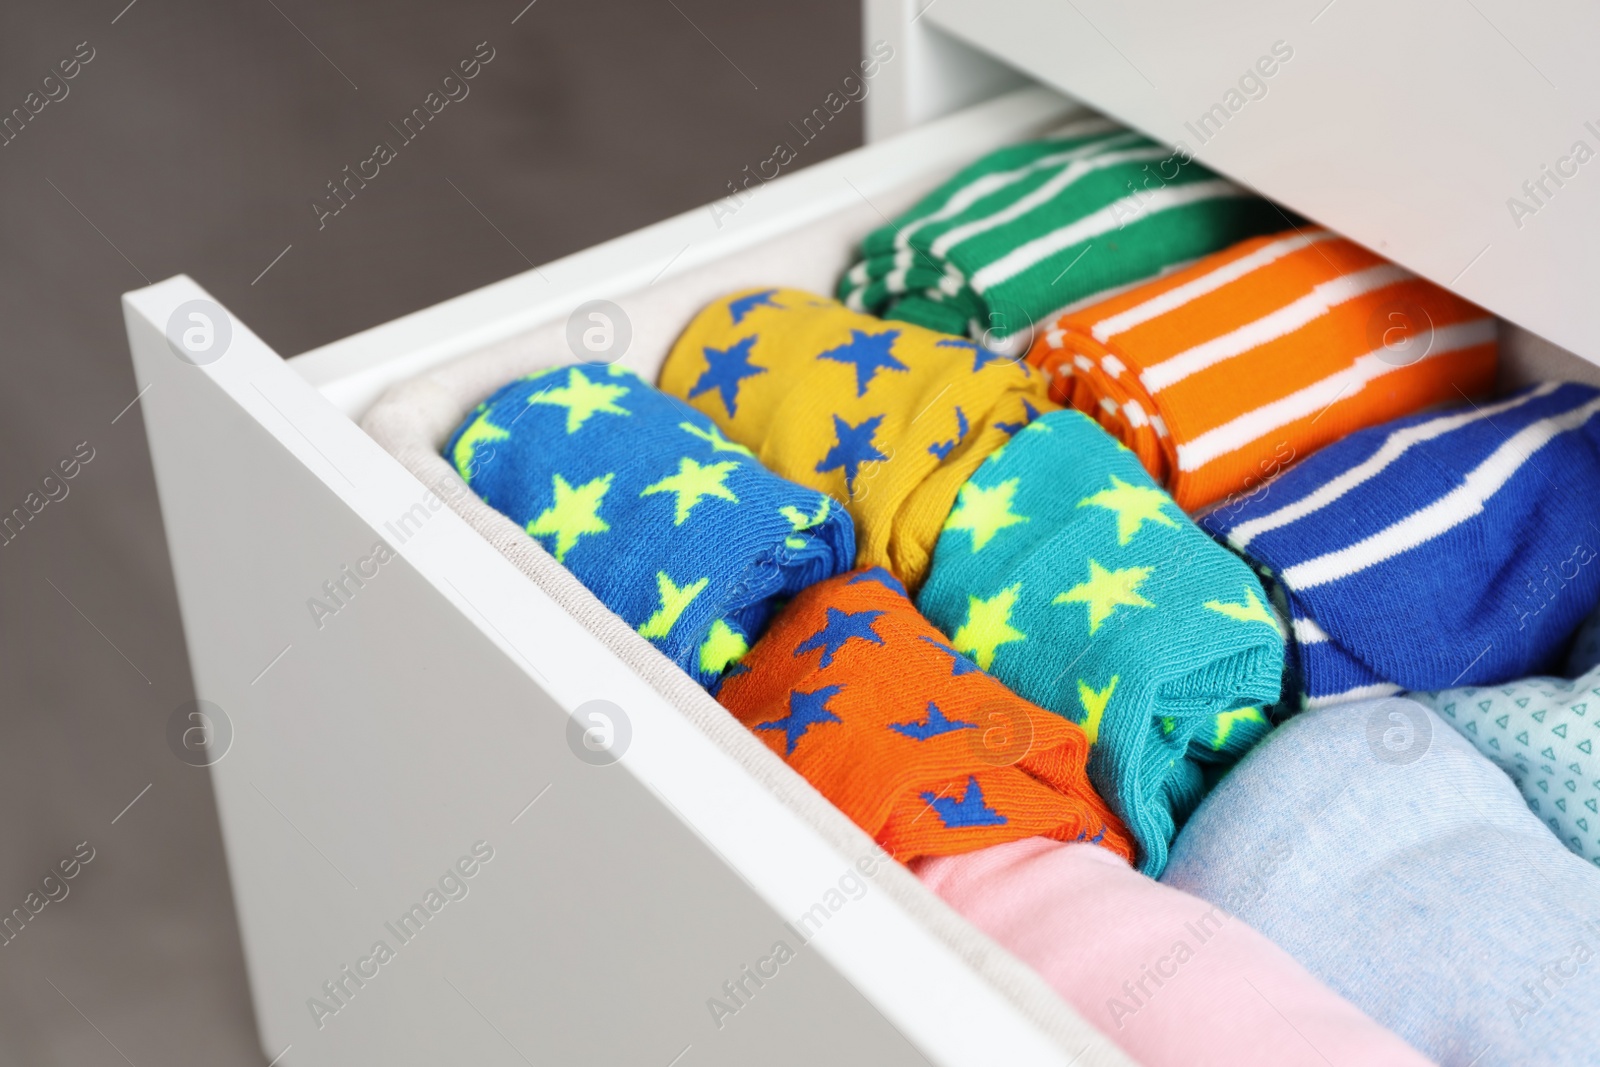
[122,7,1600,1065]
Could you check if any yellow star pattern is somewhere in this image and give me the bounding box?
[680,422,754,457]
[698,619,749,676]
[945,478,1028,552]
[952,583,1027,670]
[780,499,831,549]
[525,473,612,562]
[1077,475,1179,545]
[1054,560,1154,635]
[637,572,710,639]
[1211,706,1267,750]
[1204,587,1281,634]
[527,367,631,433]
[1076,675,1119,746]
[640,457,740,525]
[451,408,510,479]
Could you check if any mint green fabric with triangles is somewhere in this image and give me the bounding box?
[1412,663,1600,866]
[916,409,1285,875]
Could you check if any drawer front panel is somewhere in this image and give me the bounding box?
[923,0,1600,368]
[124,246,1131,1066]
[125,283,949,1066]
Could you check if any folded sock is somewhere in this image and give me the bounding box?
[836,118,1289,354]
[916,409,1284,874]
[1411,660,1600,865]
[716,567,1133,862]
[444,364,855,687]
[1202,382,1600,707]
[915,838,1432,1067]
[1163,697,1600,1067]
[1027,229,1499,511]
[658,287,1054,590]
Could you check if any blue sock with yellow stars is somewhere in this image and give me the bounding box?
[444,363,856,688]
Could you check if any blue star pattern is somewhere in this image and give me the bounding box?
[994,399,1042,437]
[848,567,906,597]
[817,329,908,397]
[690,336,766,417]
[816,414,888,497]
[937,337,1012,373]
[889,701,977,741]
[928,406,970,460]
[917,636,982,676]
[922,776,1007,828]
[759,684,844,756]
[794,607,886,668]
[728,289,781,324]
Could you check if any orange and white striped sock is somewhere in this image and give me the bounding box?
[1026,229,1498,512]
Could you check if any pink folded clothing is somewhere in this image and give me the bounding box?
[915,838,1432,1067]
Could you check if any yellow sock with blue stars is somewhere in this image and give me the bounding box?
[658,287,1055,592]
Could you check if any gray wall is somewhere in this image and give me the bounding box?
[0,2,859,1062]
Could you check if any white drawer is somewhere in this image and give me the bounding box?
[123,89,1141,1067]
[913,0,1600,365]
[123,73,1600,1065]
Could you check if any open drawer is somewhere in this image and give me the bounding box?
[123,76,1600,1067]
[123,88,1146,1067]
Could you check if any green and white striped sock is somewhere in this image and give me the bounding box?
[838,117,1291,352]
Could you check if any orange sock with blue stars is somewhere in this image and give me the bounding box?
[716,566,1134,863]
[658,287,1056,591]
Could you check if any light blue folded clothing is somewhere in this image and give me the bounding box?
[1163,697,1600,1067]
[1410,657,1600,866]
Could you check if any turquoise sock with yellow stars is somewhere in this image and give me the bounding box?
[916,408,1284,875]
[444,363,856,688]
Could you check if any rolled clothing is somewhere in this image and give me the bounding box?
[1027,228,1499,511]
[659,287,1054,590]
[915,837,1434,1067]
[1202,382,1600,708]
[837,117,1288,355]
[917,409,1284,874]
[1411,659,1600,866]
[718,567,1133,863]
[444,363,855,688]
[1164,697,1600,1067]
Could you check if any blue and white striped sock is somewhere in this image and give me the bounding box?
[1203,382,1600,706]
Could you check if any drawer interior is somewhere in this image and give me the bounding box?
[309,87,1600,461]
[257,83,1600,1065]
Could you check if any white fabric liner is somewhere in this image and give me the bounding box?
[360,246,1136,1065]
